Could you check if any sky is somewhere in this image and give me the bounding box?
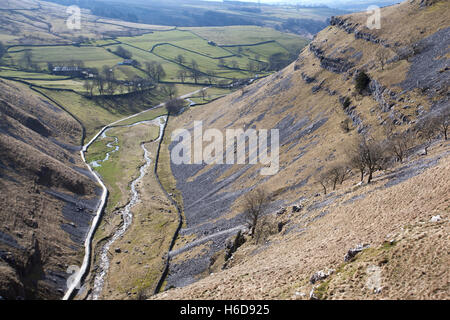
[207,0,400,5]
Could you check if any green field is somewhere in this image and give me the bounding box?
[35,89,127,141]
[113,107,167,127]
[6,45,123,70]
[182,26,308,48]
[1,25,308,144]
[0,67,70,80]
[188,87,234,105]
[118,29,232,57]
[1,25,308,93]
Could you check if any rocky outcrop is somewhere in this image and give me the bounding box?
[369,80,395,113]
[301,72,316,84]
[344,244,370,262]
[369,80,413,125]
[330,16,389,47]
[309,44,354,73]
[224,231,246,262]
[338,96,367,133]
[310,269,335,284]
[418,0,437,8]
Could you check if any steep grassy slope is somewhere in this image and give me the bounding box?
[0,79,101,299]
[154,0,449,298]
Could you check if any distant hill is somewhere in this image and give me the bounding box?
[43,0,346,37]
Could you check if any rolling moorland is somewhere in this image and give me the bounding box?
[45,0,347,38]
[0,0,449,300]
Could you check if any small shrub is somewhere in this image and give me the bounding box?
[242,188,272,239]
[355,71,371,94]
[341,97,351,109]
[340,118,352,133]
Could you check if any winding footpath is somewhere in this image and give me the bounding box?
[63,89,205,300]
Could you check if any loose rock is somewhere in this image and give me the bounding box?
[430,215,441,222]
[344,244,370,261]
[310,269,335,284]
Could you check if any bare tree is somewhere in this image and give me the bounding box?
[145,61,165,82]
[114,46,132,59]
[435,107,449,141]
[165,98,185,116]
[316,171,330,195]
[177,69,188,83]
[200,88,207,101]
[348,150,365,183]
[415,117,437,155]
[190,60,201,84]
[375,48,390,71]
[386,131,413,163]
[318,163,351,193]
[205,70,216,85]
[349,136,385,184]
[131,76,145,93]
[83,79,95,97]
[335,164,352,186]
[21,50,33,69]
[161,84,177,100]
[118,82,125,95]
[175,54,185,65]
[95,77,105,95]
[247,60,257,73]
[101,66,117,95]
[155,63,165,82]
[254,215,277,245]
[242,188,271,238]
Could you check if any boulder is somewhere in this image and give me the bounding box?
[310,269,335,284]
[277,221,288,233]
[430,215,441,223]
[344,244,370,262]
[309,287,318,300]
[225,231,246,262]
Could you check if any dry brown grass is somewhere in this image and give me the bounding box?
[0,79,99,299]
[155,142,449,300]
[151,1,449,300]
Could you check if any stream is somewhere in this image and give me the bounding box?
[62,89,206,300]
[90,116,167,300]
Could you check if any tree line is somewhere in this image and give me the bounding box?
[317,107,449,194]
